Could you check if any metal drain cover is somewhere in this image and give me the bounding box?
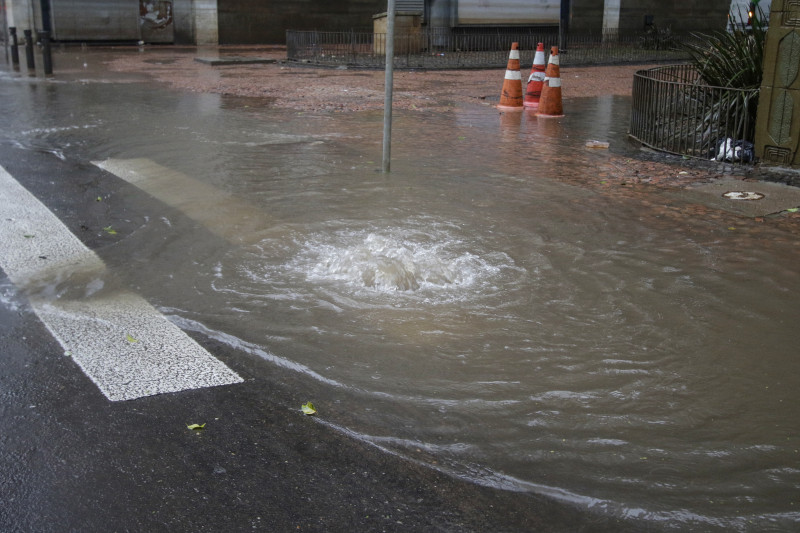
[669,178,800,217]
[723,191,765,201]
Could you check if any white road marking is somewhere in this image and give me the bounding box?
[94,158,268,244]
[0,163,243,401]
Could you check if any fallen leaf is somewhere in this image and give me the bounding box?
[96,196,103,202]
[126,333,139,343]
[787,208,799,213]
[23,234,35,239]
[301,402,317,416]
[103,226,117,235]
[187,423,206,431]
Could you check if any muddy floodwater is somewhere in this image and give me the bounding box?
[2,64,799,531]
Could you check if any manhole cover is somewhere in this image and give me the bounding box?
[723,191,765,201]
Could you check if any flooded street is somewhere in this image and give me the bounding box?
[2,55,799,530]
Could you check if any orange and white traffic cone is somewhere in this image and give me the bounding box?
[537,46,564,118]
[497,42,523,110]
[523,42,546,108]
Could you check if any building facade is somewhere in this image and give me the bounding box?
[2,0,732,45]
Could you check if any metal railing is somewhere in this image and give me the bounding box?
[630,64,759,164]
[286,27,693,69]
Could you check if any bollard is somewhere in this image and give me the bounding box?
[24,29,35,70]
[38,30,53,75]
[10,27,20,66]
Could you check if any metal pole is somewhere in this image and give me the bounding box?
[10,27,20,65]
[38,30,52,75]
[382,0,396,173]
[24,29,35,70]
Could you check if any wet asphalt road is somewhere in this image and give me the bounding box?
[0,142,638,532]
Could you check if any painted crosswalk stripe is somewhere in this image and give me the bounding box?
[0,163,243,401]
[93,158,270,244]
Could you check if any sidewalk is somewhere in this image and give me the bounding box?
[52,44,651,113]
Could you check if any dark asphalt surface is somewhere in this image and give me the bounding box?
[0,144,642,532]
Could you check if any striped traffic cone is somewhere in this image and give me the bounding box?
[523,42,546,108]
[497,42,523,110]
[537,46,564,118]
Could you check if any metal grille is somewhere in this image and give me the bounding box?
[396,0,424,12]
[629,64,759,164]
[285,28,692,69]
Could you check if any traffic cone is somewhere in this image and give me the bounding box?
[523,42,546,108]
[537,46,564,118]
[497,42,523,110]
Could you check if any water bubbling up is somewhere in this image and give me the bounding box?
[312,233,457,291]
[293,222,522,302]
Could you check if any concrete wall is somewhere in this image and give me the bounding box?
[217,0,384,44]
[373,11,423,54]
[755,0,800,168]
[194,0,219,45]
[171,0,194,44]
[564,0,731,35]
[4,0,34,35]
[618,0,731,33]
[569,0,605,32]
[0,0,737,45]
[602,0,621,32]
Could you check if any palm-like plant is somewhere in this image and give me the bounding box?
[682,6,766,90]
[674,6,767,153]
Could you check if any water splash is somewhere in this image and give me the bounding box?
[311,233,457,291]
[293,221,522,301]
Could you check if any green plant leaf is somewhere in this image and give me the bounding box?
[787,208,799,213]
[301,402,317,415]
[187,423,206,431]
[103,225,117,235]
[126,333,139,343]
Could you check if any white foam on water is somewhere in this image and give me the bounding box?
[290,220,525,304]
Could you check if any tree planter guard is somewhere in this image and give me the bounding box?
[630,64,759,164]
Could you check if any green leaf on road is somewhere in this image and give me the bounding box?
[23,234,35,238]
[187,423,206,431]
[301,402,317,416]
[126,333,139,343]
[103,225,117,235]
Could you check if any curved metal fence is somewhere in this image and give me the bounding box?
[286,28,692,69]
[630,64,759,164]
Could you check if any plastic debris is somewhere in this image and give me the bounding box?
[711,138,754,162]
[585,140,610,149]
